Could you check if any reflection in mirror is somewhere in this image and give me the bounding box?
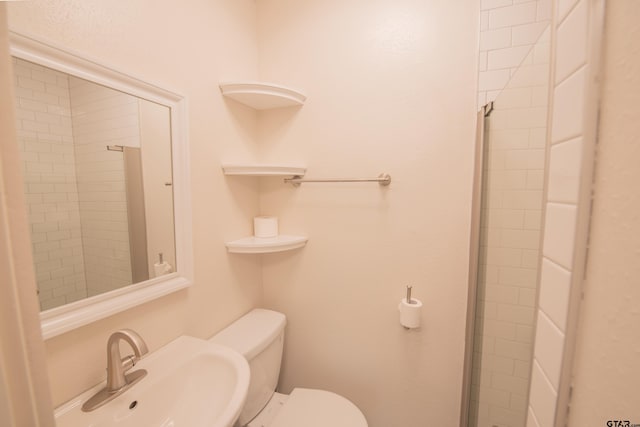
[9,31,191,339]
[12,57,176,311]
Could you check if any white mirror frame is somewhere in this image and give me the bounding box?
[9,32,193,340]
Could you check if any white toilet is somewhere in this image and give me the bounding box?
[210,309,368,427]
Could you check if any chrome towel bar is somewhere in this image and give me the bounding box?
[284,173,391,187]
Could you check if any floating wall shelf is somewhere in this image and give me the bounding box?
[222,164,306,177]
[219,82,306,110]
[225,235,308,254]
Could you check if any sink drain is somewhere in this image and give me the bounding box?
[129,401,138,410]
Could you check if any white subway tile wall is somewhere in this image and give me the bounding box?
[528,361,558,426]
[527,0,594,425]
[531,311,564,389]
[478,0,552,109]
[550,66,586,141]
[471,31,550,427]
[13,59,138,310]
[547,138,582,203]
[541,203,577,269]
[13,58,88,310]
[68,77,138,297]
[554,0,588,83]
[537,259,571,331]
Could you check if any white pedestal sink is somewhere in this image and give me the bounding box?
[54,335,250,427]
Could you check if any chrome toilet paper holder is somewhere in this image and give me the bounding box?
[406,285,416,304]
[399,285,422,329]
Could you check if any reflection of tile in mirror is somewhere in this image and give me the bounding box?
[12,58,175,311]
[13,57,88,311]
[70,75,138,300]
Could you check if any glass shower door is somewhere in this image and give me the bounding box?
[464,28,551,427]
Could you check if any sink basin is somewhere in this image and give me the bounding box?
[54,335,250,427]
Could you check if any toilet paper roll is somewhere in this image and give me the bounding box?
[254,216,278,238]
[398,297,422,329]
[154,261,172,277]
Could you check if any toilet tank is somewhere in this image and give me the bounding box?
[210,309,286,426]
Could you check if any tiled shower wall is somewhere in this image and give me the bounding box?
[527,0,599,425]
[13,60,140,309]
[12,58,87,310]
[69,77,138,297]
[478,0,552,109]
[472,29,550,427]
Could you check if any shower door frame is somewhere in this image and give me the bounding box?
[459,102,492,427]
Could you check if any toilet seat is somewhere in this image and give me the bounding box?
[269,388,367,427]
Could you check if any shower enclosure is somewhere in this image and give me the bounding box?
[461,29,551,427]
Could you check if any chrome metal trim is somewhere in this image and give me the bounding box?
[459,105,489,427]
[484,101,494,117]
[82,329,149,412]
[81,369,147,412]
[284,172,391,187]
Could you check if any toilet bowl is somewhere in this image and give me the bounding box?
[210,309,367,427]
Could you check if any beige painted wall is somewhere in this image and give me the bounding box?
[0,4,55,425]
[8,0,264,407]
[256,1,479,425]
[568,1,640,424]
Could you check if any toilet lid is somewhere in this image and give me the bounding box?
[270,388,368,427]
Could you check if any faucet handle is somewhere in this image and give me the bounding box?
[121,354,137,373]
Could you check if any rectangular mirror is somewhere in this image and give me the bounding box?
[9,32,192,339]
[13,57,176,311]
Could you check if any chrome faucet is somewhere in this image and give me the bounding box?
[106,329,148,392]
[82,329,149,412]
